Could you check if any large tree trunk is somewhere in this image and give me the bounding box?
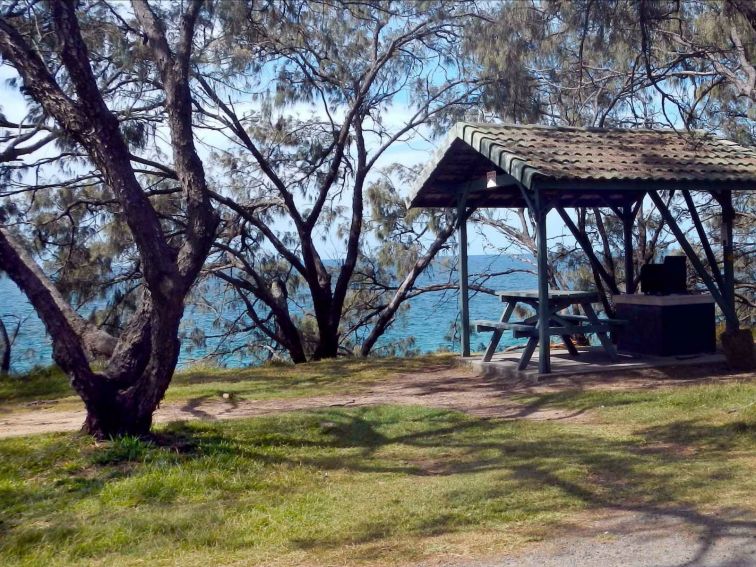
[312,325,340,360]
[280,328,307,364]
[0,318,10,375]
[305,269,339,360]
[269,279,307,363]
[0,230,185,437]
[80,298,184,438]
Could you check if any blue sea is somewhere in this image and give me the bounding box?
[0,254,536,373]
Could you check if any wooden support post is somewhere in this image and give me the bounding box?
[457,195,471,357]
[622,204,634,294]
[648,191,738,329]
[719,190,738,332]
[535,194,551,374]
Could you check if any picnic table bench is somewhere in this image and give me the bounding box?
[473,290,627,370]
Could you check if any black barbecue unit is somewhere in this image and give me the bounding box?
[640,255,687,295]
[616,256,716,356]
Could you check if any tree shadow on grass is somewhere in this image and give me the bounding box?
[175,355,457,386]
[507,461,755,567]
[242,408,756,565]
[2,404,753,566]
[179,393,240,420]
[153,408,754,479]
[152,407,756,565]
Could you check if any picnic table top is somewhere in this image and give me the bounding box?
[495,289,599,301]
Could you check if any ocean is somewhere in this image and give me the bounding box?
[0,254,536,373]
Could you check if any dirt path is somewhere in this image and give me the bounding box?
[1,363,754,438]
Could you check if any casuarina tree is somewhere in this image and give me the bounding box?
[0,0,218,437]
[194,0,488,361]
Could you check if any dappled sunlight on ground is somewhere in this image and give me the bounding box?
[0,358,753,566]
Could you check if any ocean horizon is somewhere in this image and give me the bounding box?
[0,254,536,374]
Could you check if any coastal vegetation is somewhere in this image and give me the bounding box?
[1,3,753,564]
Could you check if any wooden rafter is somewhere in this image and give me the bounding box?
[648,191,738,328]
[681,190,725,291]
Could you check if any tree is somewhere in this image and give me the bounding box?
[193,0,487,361]
[465,0,754,132]
[0,0,218,437]
[0,317,11,375]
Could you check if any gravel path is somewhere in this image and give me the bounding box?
[474,509,756,567]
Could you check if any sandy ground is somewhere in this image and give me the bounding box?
[1,362,754,438]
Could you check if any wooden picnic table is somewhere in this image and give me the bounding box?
[473,289,624,370]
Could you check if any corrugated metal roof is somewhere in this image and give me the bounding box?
[409,123,756,208]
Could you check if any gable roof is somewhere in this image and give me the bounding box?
[409,123,756,209]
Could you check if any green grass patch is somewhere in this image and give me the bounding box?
[0,366,72,405]
[1,379,754,566]
[0,354,458,410]
[164,354,457,403]
[511,379,756,429]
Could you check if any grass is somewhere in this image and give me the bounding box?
[0,378,754,566]
[0,366,76,406]
[0,353,458,411]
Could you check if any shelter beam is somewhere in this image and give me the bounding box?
[715,190,738,332]
[535,192,551,374]
[622,204,637,294]
[682,190,725,291]
[648,191,738,329]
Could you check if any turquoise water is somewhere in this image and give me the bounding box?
[0,254,535,373]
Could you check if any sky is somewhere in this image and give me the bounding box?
[0,70,577,261]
